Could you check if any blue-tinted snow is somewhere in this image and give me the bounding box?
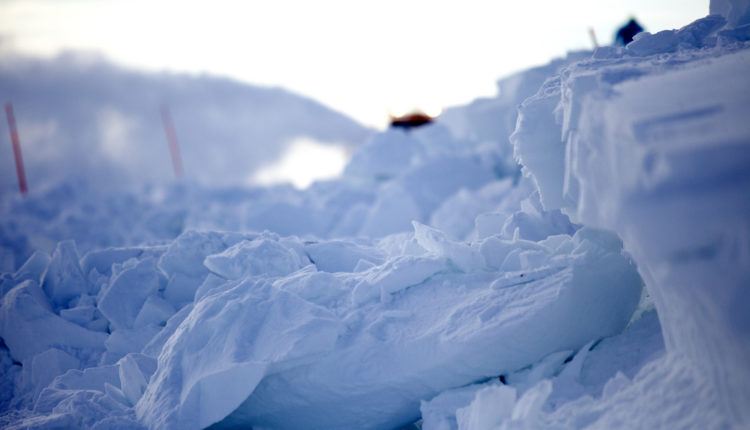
[2,1,750,429]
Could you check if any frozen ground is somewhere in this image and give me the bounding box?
[1,1,749,429]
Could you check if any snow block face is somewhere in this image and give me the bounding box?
[158,230,252,280]
[135,279,343,429]
[41,240,90,308]
[45,364,120,394]
[677,14,727,48]
[158,230,256,307]
[412,221,484,272]
[1,250,50,297]
[103,325,162,364]
[625,30,680,56]
[351,254,446,305]
[80,247,144,278]
[510,77,569,211]
[98,257,165,330]
[456,384,518,430]
[0,280,107,362]
[203,238,304,280]
[304,240,385,273]
[133,295,175,328]
[21,348,81,401]
[118,353,156,406]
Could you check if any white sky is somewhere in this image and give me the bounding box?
[0,0,709,129]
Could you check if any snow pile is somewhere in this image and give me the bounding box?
[0,220,642,429]
[1,2,750,429]
[135,225,639,429]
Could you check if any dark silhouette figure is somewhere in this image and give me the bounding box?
[616,18,644,45]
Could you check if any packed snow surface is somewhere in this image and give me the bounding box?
[1,2,750,429]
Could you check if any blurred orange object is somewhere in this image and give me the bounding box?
[389,111,434,129]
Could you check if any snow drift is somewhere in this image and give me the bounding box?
[1,1,750,429]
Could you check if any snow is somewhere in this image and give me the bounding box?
[0,280,107,363]
[511,10,750,425]
[40,240,91,308]
[711,0,750,27]
[1,1,750,429]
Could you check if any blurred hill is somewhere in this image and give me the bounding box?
[0,52,373,192]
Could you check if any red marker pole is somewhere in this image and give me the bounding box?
[160,105,184,179]
[5,102,28,196]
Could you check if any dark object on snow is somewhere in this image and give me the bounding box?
[499,374,507,385]
[390,111,433,130]
[616,18,644,45]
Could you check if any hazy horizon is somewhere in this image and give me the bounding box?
[0,0,709,128]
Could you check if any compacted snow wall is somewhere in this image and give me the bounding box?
[512,4,750,426]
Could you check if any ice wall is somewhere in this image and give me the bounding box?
[511,10,750,426]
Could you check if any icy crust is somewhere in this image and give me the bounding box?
[511,11,750,428]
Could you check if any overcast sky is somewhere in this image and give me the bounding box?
[1,0,710,129]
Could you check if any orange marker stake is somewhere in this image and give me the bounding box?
[5,102,28,196]
[160,105,184,179]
